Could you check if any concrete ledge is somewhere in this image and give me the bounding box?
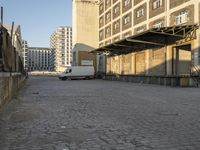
[104,74,197,87]
[0,73,26,109]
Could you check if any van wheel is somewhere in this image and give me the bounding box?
[67,77,71,80]
[62,77,67,80]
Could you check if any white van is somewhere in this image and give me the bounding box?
[58,66,95,80]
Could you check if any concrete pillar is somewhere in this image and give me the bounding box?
[175,47,179,76]
[131,53,136,74]
[166,46,173,75]
[145,49,150,75]
[119,55,123,74]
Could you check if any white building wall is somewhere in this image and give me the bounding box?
[50,26,72,72]
[28,47,53,71]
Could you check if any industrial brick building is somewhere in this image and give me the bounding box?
[92,0,200,86]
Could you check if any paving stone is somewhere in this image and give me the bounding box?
[0,77,200,150]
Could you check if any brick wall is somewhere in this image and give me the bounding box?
[134,24,147,34]
[105,24,111,38]
[113,2,120,19]
[122,0,132,13]
[105,0,111,10]
[134,0,143,6]
[99,29,104,41]
[170,0,190,9]
[149,0,165,19]
[134,3,147,25]
[122,30,132,38]
[99,16,104,28]
[170,5,194,26]
[99,2,104,15]
[149,17,165,29]
[122,12,132,31]
[78,51,97,72]
[112,35,120,42]
[135,51,146,74]
[112,19,121,35]
[148,48,165,75]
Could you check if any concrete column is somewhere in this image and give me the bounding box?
[131,53,136,74]
[175,47,179,76]
[145,50,150,75]
[119,55,123,75]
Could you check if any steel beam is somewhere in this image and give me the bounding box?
[126,38,165,46]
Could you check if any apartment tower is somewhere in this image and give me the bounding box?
[50,26,72,72]
[22,40,29,70]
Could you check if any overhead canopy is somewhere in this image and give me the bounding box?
[91,24,199,55]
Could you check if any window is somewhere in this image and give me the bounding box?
[106,27,110,34]
[124,16,130,24]
[114,22,120,30]
[137,8,144,18]
[153,0,162,9]
[100,31,103,37]
[106,12,111,20]
[124,33,130,38]
[136,27,145,33]
[124,0,130,7]
[106,0,110,5]
[153,21,163,28]
[100,4,103,11]
[100,18,103,25]
[114,6,119,14]
[176,11,188,25]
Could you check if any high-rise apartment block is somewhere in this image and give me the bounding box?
[50,26,72,72]
[22,40,29,70]
[28,47,54,71]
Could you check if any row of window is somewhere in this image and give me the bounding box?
[100,10,189,41]
[100,1,164,27]
[101,7,189,32]
[100,0,163,15]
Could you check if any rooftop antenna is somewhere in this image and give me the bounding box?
[11,21,14,45]
[0,7,3,27]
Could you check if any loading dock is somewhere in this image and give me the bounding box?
[91,25,199,87]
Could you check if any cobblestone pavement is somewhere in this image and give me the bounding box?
[1,77,200,150]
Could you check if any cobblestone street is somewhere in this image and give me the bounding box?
[1,77,200,150]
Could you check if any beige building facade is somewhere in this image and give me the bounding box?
[97,0,200,86]
[72,0,99,72]
[72,0,99,48]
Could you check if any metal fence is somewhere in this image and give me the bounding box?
[0,26,25,74]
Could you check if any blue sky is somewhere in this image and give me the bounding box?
[0,0,72,47]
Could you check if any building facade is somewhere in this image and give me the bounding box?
[50,26,72,72]
[4,25,23,59]
[96,0,200,86]
[22,40,29,71]
[72,0,99,72]
[28,47,54,71]
[99,0,200,46]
